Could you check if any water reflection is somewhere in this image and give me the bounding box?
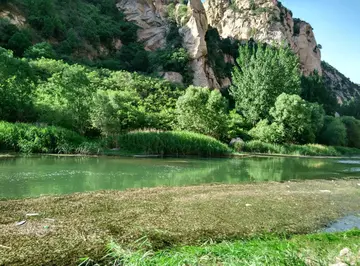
[0,156,359,199]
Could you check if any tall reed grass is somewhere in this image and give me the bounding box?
[113,131,230,157]
[236,140,360,156]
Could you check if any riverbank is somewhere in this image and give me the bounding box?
[84,230,360,265]
[1,180,359,265]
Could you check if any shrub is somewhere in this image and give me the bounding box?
[24,42,56,59]
[0,121,85,153]
[236,140,360,156]
[0,47,37,122]
[226,110,252,141]
[250,94,325,144]
[115,131,230,157]
[176,86,229,140]
[34,62,94,134]
[249,119,285,144]
[90,90,145,136]
[340,116,360,148]
[318,116,347,147]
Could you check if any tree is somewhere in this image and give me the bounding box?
[176,86,228,140]
[90,90,144,137]
[34,63,94,134]
[318,116,347,146]
[340,98,360,119]
[7,30,32,56]
[340,116,360,148]
[300,71,338,115]
[230,42,301,124]
[24,42,56,59]
[0,47,36,122]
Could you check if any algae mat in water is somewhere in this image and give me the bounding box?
[0,180,360,265]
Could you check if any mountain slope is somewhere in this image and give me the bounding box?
[0,0,358,101]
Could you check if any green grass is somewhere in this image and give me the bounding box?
[237,140,360,156]
[110,131,230,157]
[83,230,360,265]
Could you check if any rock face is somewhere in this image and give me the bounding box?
[204,0,322,75]
[0,4,26,26]
[117,0,220,88]
[180,0,220,88]
[322,61,360,104]
[161,71,184,85]
[116,0,169,51]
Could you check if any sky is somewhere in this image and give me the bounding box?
[281,0,360,83]
[201,0,360,83]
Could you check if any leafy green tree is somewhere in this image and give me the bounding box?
[270,93,324,143]
[249,119,285,144]
[34,63,94,134]
[90,90,144,137]
[318,116,347,146]
[340,116,360,148]
[226,110,252,141]
[24,42,56,59]
[300,71,338,115]
[7,30,32,56]
[176,86,228,140]
[99,71,184,130]
[340,98,360,119]
[250,94,325,144]
[0,47,36,122]
[231,42,301,124]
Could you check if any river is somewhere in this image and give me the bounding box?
[1,155,360,199]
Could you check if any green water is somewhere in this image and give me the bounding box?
[0,156,360,199]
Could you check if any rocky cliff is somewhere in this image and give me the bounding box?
[204,0,322,76]
[322,61,360,103]
[116,0,219,88]
[115,0,323,87]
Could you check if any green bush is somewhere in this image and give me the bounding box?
[24,42,56,59]
[0,121,85,153]
[340,116,360,148]
[236,140,360,156]
[318,116,347,147]
[90,90,145,136]
[250,94,325,144]
[0,47,37,122]
[176,86,229,140]
[115,131,230,157]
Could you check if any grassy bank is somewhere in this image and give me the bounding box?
[1,180,360,265]
[83,230,360,265]
[236,140,360,157]
[0,122,230,157]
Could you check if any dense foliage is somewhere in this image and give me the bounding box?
[176,86,229,140]
[0,9,359,156]
[231,42,301,124]
[0,0,193,82]
[115,131,230,157]
[0,121,85,153]
[300,71,338,115]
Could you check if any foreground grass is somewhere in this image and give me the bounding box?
[238,140,360,157]
[1,180,360,265]
[83,230,360,265]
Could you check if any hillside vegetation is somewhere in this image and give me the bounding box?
[1,0,360,156]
